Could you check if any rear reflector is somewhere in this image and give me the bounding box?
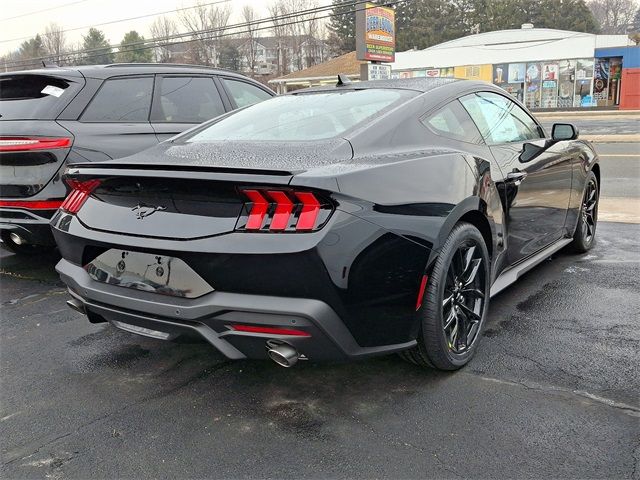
[0,136,71,152]
[0,200,63,210]
[229,324,311,337]
[416,274,428,311]
[60,179,101,214]
[237,188,332,233]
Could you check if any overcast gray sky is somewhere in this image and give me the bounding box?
[0,0,330,56]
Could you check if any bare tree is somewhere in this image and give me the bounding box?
[43,23,67,65]
[589,0,637,33]
[241,5,258,73]
[150,16,178,63]
[282,0,320,71]
[269,1,290,75]
[180,1,232,66]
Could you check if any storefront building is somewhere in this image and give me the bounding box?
[390,26,638,109]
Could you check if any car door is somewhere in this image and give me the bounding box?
[460,91,572,265]
[61,75,157,161]
[150,75,229,142]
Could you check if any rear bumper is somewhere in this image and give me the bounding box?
[56,258,417,361]
[0,209,56,246]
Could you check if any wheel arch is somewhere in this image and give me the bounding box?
[430,196,496,268]
[591,162,601,193]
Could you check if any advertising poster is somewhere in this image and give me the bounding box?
[425,69,440,77]
[558,60,575,108]
[543,64,558,80]
[440,67,455,77]
[508,63,526,83]
[493,63,508,84]
[593,59,609,101]
[355,3,396,62]
[576,58,594,79]
[525,63,541,109]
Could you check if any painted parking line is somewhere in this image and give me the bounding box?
[598,197,640,224]
[598,154,640,158]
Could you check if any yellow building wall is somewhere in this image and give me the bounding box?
[453,64,493,81]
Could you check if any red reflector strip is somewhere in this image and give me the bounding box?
[267,190,294,230]
[0,137,71,152]
[230,325,311,337]
[244,189,269,230]
[294,191,320,231]
[416,274,428,311]
[0,200,63,210]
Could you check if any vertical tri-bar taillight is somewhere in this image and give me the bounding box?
[60,179,101,214]
[236,188,333,232]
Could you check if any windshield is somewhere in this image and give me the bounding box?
[0,74,82,120]
[185,89,416,142]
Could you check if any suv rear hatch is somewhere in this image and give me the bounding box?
[0,72,84,198]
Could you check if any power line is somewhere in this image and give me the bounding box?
[5,0,393,69]
[0,0,94,22]
[0,0,234,45]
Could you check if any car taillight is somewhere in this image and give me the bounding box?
[0,136,72,152]
[236,188,333,232]
[60,179,101,214]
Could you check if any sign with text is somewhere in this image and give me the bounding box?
[356,2,396,62]
[367,63,391,80]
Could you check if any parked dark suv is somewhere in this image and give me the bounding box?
[0,63,275,254]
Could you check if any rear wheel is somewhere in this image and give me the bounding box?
[570,172,598,253]
[402,222,490,370]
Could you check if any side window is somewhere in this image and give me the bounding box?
[81,77,153,122]
[152,76,225,123]
[460,92,542,145]
[223,79,272,108]
[421,100,484,144]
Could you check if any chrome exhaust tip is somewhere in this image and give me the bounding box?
[266,343,300,368]
[66,298,86,315]
[9,232,25,245]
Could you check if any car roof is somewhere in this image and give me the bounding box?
[0,63,257,81]
[296,77,462,94]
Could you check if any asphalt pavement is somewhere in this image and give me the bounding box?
[1,116,639,479]
[1,223,638,479]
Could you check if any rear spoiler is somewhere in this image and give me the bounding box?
[64,163,294,186]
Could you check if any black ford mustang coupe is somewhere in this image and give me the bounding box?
[52,78,599,370]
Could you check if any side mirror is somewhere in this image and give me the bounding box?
[552,123,579,141]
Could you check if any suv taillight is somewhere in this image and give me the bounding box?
[0,136,71,152]
[60,179,101,214]
[236,188,333,232]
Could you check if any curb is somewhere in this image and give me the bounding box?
[581,134,640,143]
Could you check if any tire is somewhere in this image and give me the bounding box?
[402,222,490,370]
[0,231,54,256]
[570,171,599,253]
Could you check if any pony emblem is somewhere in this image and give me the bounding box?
[132,203,166,219]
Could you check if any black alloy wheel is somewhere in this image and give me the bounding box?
[570,171,599,253]
[442,241,485,354]
[401,222,490,370]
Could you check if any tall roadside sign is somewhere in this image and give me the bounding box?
[355,2,396,81]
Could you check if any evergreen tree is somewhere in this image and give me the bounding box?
[116,31,153,63]
[219,41,241,71]
[326,0,358,55]
[79,28,113,65]
[19,35,45,60]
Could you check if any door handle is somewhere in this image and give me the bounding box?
[506,171,527,185]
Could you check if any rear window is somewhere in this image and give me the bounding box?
[185,89,416,142]
[0,74,81,120]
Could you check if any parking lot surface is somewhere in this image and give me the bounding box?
[1,219,638,479]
